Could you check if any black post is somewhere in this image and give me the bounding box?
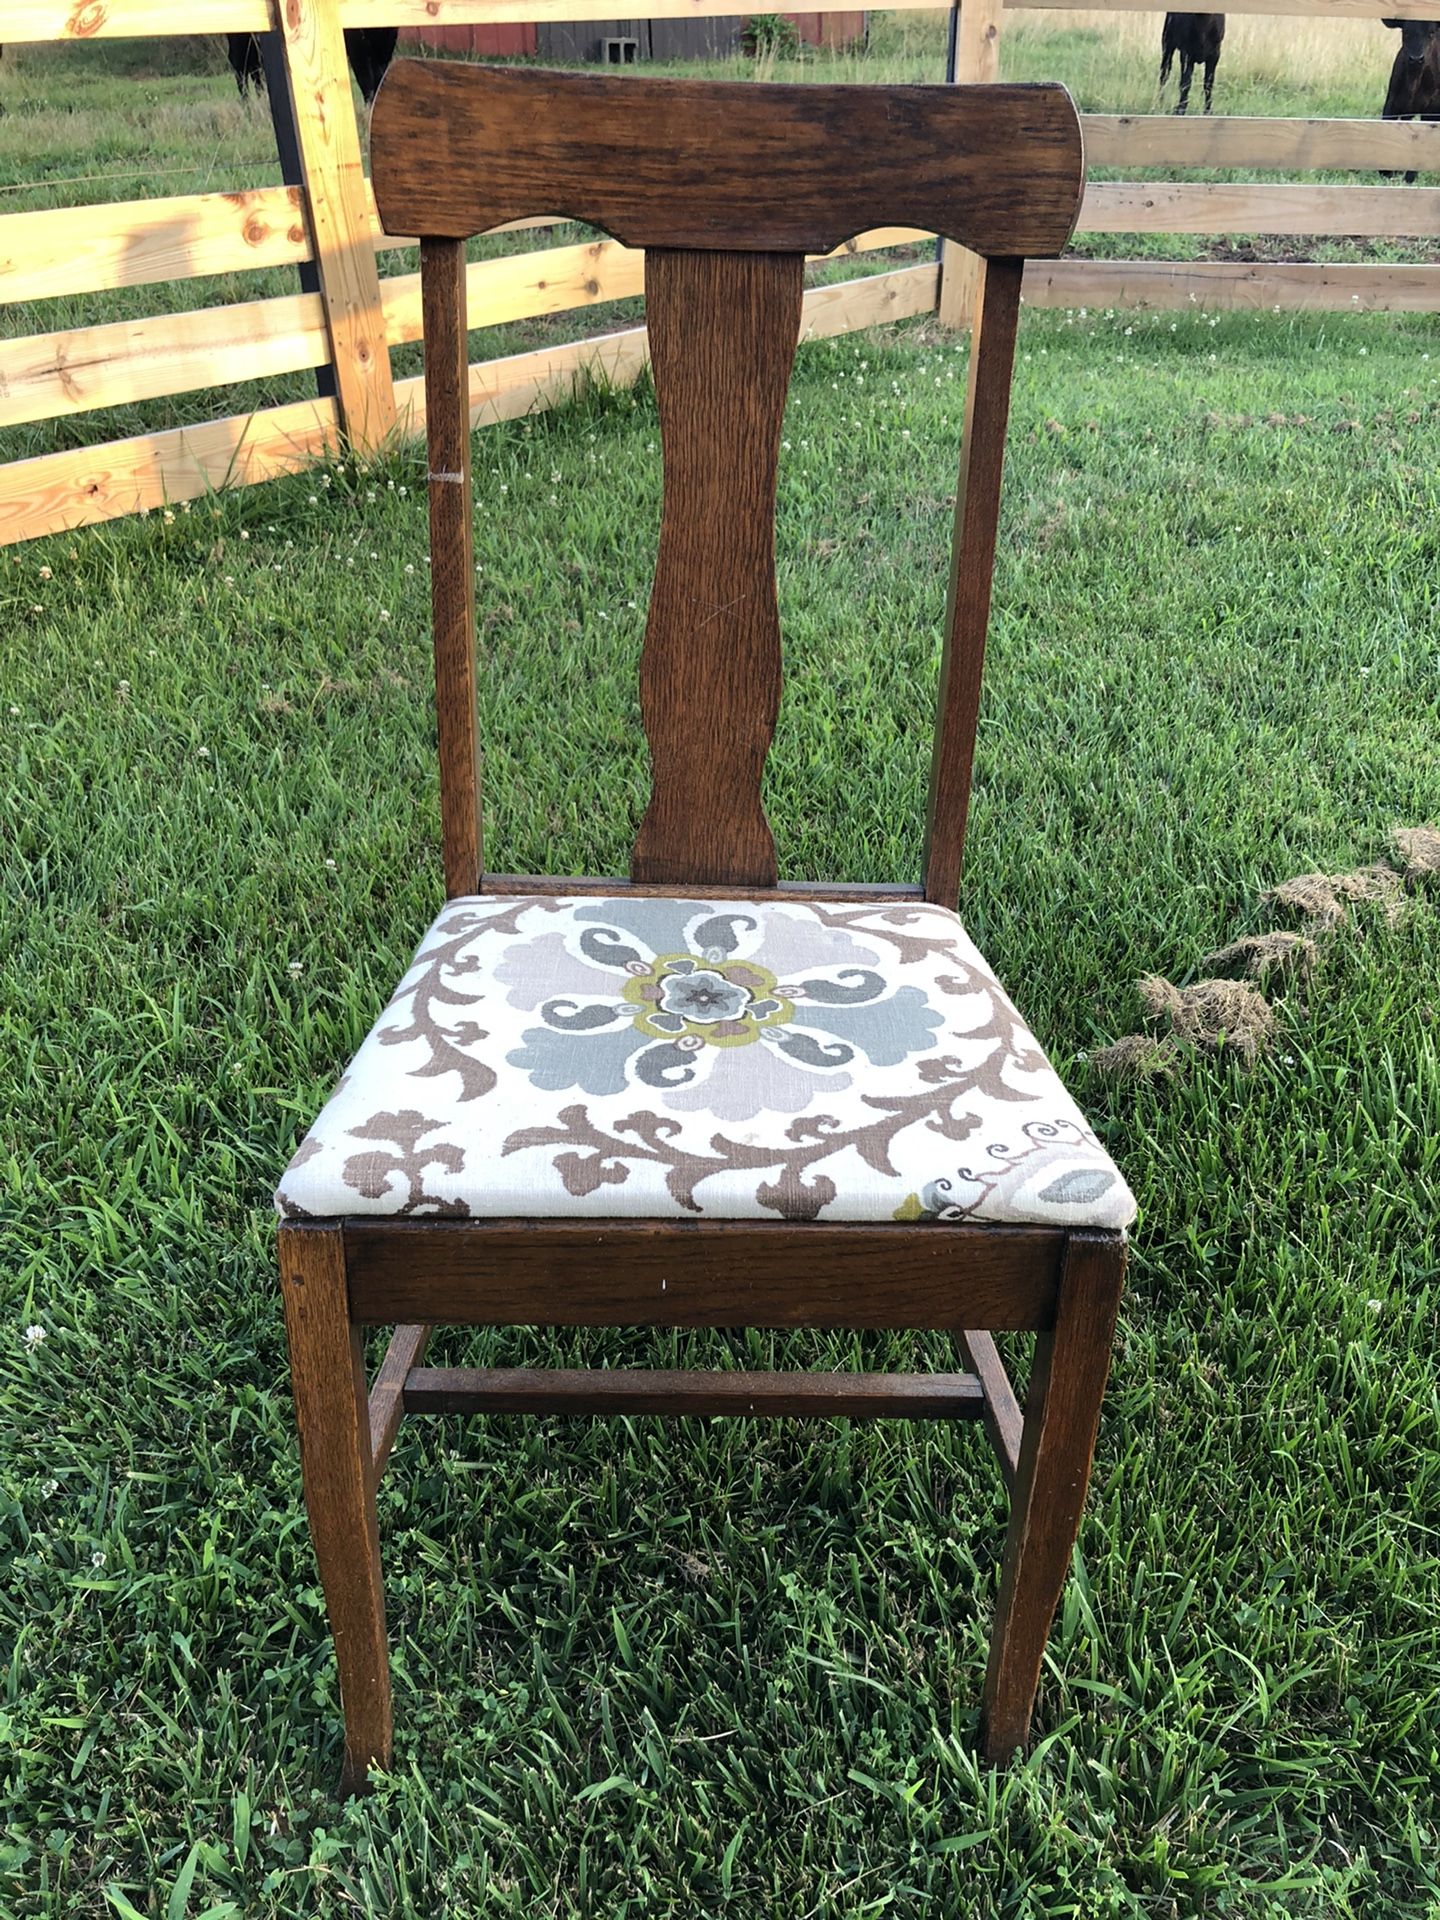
[257,29,338,402]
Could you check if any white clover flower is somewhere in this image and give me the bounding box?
[288,960,303,976]
[91,1551,106,1568]
[24,1324,46,1348]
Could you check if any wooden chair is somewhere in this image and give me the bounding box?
[277,63,1133,1794]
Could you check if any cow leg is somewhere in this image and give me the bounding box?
[1176,51,1194,114]
[1203,55,1218,112]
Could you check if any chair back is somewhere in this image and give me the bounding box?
[370,63,1084,904]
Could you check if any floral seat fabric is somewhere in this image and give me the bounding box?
[276,894,1136,1230]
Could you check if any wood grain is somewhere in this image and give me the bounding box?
[420,238,482,899]
[1081,181,1440,238]
[402,1366,988,1420]
[1022,257,1440,314]
[371,63,1083,258]
[0,390,339,547]
[278,1224,392,1792]
[938,0,1004,330]
[279,0,397,454]
[343,1221,1065,1332]
[0,289,326,430]
[0,186,309,307]
[923,257,1024,909]
[368,1322,431,1478]
[1081,111,1440,172]
[380,228,928,350]
[478,876,923,902]
[7,0,1433,45]
[959,1328,1024,1490]
[630,249,802,888]
[981,1231,1125,1760]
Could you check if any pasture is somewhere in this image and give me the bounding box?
[3,15,1440,1919]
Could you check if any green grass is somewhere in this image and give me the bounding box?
[4,299,1440,1915]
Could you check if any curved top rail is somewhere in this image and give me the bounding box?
[370,63,1085,258]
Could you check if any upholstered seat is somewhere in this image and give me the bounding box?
[277,892,1134,1230]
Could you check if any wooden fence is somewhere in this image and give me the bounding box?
[5,0,1440,546]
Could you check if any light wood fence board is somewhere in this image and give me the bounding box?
[390,264,939,434]
[381,228,931,346]
[279,0,397,450]
[0,289,326,429]
[7,0,268,36]
[1008,0,1437,17]
[1082,114,1440,172]
[1024,257,1440,311]
[1081,181,1440,236]
[0,391,339,546]
[939,0,1003,330]
[0,187,309,307]
[7,0,960,37]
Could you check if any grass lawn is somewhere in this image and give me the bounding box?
[3,293,1440,1914]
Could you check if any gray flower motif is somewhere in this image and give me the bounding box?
[658,969,750,1024]
[503,901,943,1119]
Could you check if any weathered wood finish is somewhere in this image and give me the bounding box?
[402,1366,988,1420]
[923,257,1025,908]
[981,1231,1126,1760]
[278,0,398,454]
[279,1225,392,1792]
[938,0,1004,330]
[1081,111,1440,172]
[421,239,483,898]
[371,63,1084,258]
[1082,181,1440,239]
[343,1221,1066,1331]
[631,249,803,887]
[1023,258,1440,315]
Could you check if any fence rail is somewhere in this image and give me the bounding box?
[4,0,1438,546]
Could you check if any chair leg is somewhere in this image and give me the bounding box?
[279,1223,392,1793]
[980,1229,1125,1762]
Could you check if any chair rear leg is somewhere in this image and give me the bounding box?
[279,1223,392,1793]
[980,1230,1125,1761]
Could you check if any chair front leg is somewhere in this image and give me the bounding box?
[279,1223,392,1792]
[981,1229,1125,1761]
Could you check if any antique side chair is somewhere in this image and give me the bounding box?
[276,63,1135,1793]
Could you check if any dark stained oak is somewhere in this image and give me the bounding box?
[981,1231,1126,1761]
[343,1221,1066,1332]
[401,1366,988,1421]
[421,238,482,899]
[279,1224,392,1793]
[923,257,1025,909]
[367,1321,431,1479]
[480,875,924,903]
[959,1327,1024,1491]
[631,249,802,887]
[279,71,1123,1790]
[371,63,1084,258]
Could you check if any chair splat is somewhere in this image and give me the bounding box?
[632,249,804,888]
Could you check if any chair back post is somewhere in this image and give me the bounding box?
[420,236,482,899]
[923,254,1026,908]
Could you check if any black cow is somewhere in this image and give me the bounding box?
[226,28,398,105]
[1159,14,1226,115]
[1381,19,1440,181]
